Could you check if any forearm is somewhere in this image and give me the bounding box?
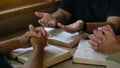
[23,37,45,68]
[0,37,21,54]
[23,48,44,68]
[52,11,68,24]
[52,9,71,25]
[86,22,119,34]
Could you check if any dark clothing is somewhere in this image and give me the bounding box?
[60,0,120,23]
[0,50,13,68]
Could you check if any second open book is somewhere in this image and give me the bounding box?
[10,45,71,67]
[73,40,108,65]
[45,27,86,48]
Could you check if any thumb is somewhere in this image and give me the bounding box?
[57,23,62,27]
[104,25,114,34]
[99,25,115,35]
[57,23,65,28]
[35,12,44,17]
[29,24,35,32]
[29,24,41,37]
[57,23,67,30]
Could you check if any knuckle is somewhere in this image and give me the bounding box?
[93,29,97,33]
[89,34,93,39]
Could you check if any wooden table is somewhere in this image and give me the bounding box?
[9,58,106,68]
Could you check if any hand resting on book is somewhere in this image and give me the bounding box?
[89,25,120,54]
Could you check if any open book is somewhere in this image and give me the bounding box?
[10,45,71,67]
[73,40,108,65]
[45,27,86,48]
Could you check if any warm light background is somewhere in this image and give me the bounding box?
[0,0,44,10]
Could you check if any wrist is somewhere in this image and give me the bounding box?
[51,17,59,28]
[18,35,29,48]
[113,41,120,53]
[34,46,44,53]
[78,20,87,33]
[18,36,24,48]
[81,22,87,32]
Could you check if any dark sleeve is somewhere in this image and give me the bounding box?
[0,50,13,68]
[59,0,74,14]
[107,0,120,17]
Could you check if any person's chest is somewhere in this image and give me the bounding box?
[73,0,111,22]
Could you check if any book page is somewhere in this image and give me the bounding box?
[45,27,84,47]
[73,40,108,65]
[44,45,69,60]
[12,47,33,54]
[10,47,33,58]
[13,45,71,67]
[45,27,81,43]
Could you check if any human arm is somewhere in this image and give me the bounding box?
[82,0,120,34]
[89,25,120,54]
[23,36,46,68]
[86,16,120,34]
[0,25,48,68]
[57,0,120,34]
[23,25,48,68]
[35,0,73,27]
[0,31,33,54]
[58,16,120,34]
[0,25,48,54]
[35,8,71,27]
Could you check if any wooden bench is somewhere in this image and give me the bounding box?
[0,0,59,36]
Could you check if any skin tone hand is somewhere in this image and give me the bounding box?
[89,25,120,54]
[19,24,48,48]
[0,24,48,68]
[57,20,83,33]
[35,12,57,27]
[23,25,48,68]
[0,25,48,54]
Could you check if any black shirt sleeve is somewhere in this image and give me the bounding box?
[107,0,120,17]
[59,0,74,15]
[0,50,13,68]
